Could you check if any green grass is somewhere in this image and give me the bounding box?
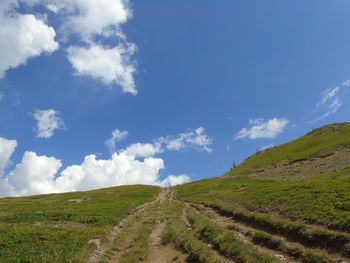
[187,210,282,263]
[162,218,222,263]
[176,171,350,231]
[101,193,187,263]
[118,208,157,263]
[0,185,160,263]
[228,122,350,175]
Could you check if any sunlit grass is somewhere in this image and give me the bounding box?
[0,185,160,262]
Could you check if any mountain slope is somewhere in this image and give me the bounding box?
[227,122,350,179]
[1,123,350,263]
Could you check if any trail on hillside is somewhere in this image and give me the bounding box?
[89,190,165,263]
[89,189,350,263]
[145,222,187,263]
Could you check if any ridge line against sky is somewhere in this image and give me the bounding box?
[1,0,350,197]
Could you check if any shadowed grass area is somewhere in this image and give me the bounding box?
[0,185,160,263]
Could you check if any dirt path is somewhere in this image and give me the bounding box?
[90,189,347,263]
[190,203,349,263]
[89,190,167,263]
[145,222,188,263]
[145,190,189,263]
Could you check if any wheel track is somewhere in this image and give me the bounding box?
[189,202,349,263]
[89,190,168,263]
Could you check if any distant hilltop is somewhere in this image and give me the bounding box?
[226,122,350,180]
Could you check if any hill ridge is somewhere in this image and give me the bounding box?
[227,122,350,180]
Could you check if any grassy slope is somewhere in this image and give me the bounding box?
[176,170,350,230]
[0,185,160,263]
[227,122,350,176]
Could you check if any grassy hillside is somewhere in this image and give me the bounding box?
[175,123,350,261]
[175,171,350,261]
[176,170,350,231]
[1,123,350,263]
[0,185,160,262]
[227,122,350,179]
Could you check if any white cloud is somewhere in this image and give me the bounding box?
[311,81,350,123]
[67,43,136,94]
[158,127,213,153]
[60,0,131,40]
[123,143,163,158]
[7,151,62,196]
[33,109,64,138]
[260,143,275,151]
[45,4,60,13]
[0,137,17,176]
[105,128,128,153]
[0,135,192,197]
[0,2,59,79]
[0,0,137,94]
[159,175,190,188]
[317,87,340,108]
[235,118,289,140]
[45,0,137,94]
[55,152,165,192]
[0,126,212,197]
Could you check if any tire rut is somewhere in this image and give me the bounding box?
[181,205,236,263]
[89,190,166,263]
[145,221,188,263]
[190,202,349,263]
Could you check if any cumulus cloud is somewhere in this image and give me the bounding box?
[159,175,191,188]
[0,0,137,94]
[105,128,128,153]
[0,126,213,197]
[0,137,17,176]
[7,151,62,196]
[311,81,350,123]
[33,109,64,138]
[235,118,289,140]
[123,143,163,158]
[59,0,131,40]
[158,127,213,153]
[0,136,193,197]
[0,1,59,79]
[54,0,137,94]
[55,152,165,192]
[67,43,136,94]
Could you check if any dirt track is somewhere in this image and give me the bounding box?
[89,190,349,263]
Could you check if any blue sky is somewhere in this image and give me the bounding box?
[1,0,350,196]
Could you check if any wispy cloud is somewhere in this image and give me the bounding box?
[260,143,275,151]
[105,128,128,153]
[234,118,289,140]
[157,127,213,153]
[311,80,350,123]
